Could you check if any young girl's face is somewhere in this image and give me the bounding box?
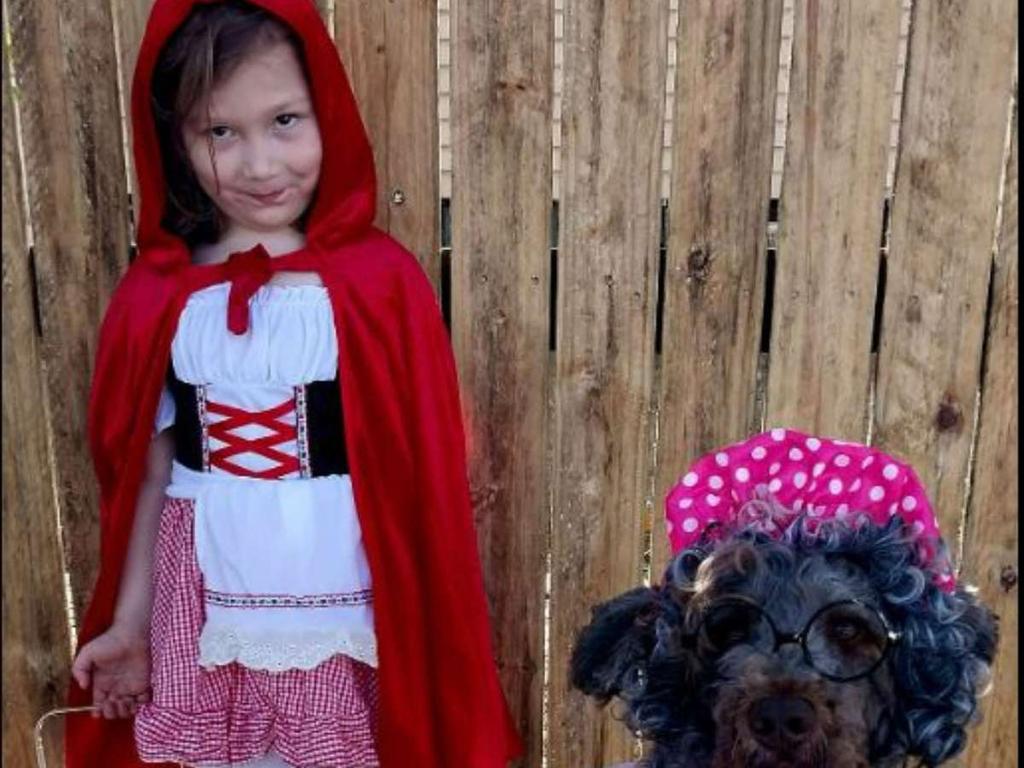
[181,41,322,238]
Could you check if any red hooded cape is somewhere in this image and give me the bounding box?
[66,1,521,765]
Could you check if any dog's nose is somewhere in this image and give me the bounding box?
[748,695,817,750]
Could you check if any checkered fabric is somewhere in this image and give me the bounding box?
[134,497,380,767]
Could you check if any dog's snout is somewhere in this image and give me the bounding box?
[748,695,817,750]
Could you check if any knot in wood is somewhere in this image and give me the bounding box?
[390,189,406,206]
[1000,565,1018,593]
[495,78,529,92]
[906,294,922,324]
[935,394,963,433]
[687,245,712,284]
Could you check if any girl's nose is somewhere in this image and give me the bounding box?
[241,138,279,180]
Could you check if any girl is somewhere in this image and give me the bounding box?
[66,1,520,766]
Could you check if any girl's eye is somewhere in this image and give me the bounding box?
[275,113,300,128]
[208,125,233,140]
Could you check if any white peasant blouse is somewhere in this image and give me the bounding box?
[155,282,376,672]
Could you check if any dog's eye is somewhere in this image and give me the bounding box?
[826,617,866,644]
[700,603,767,652]
[805,604,890,679]
[711,623,750,646]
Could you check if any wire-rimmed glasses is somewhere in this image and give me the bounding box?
[693,595,901,682]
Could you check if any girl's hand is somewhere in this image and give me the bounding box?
[71,624,151,719]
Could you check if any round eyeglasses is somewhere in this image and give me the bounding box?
[693,596,901,682]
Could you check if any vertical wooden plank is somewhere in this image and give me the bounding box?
[336,1,440,287]
[874,0,1017,540]
[2,33,72,768]
[113,0,153,86]
[8,0,132,620]
[765,1,902,439]
[549,2,668,766]
[112,0,155,233]
[653,0,783,573]
[449,1,552,765]
[959,96,1017,768]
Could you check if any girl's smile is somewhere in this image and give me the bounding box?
[245,187,290,205]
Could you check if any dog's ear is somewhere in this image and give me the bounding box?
[570,586,665,703]
[893,588,999,766]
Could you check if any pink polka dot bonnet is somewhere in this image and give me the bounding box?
[664,427,956,592]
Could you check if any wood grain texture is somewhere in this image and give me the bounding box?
[2,40,72,768]
[112,0,155,237]
[449,1,552,764]
[959,96,1017,768]
[766,0,902,439]
[874,0,1017,542]
[7,0,132,622]
[335,1,440,287]
[549,2,668,766]
[652,0,783,575]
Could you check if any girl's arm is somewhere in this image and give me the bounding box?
[71,429,174,719]
[111,428,175,636]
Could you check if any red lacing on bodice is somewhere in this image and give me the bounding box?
[205,399,300,479]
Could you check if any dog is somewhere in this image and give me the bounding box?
[571,430,998,768]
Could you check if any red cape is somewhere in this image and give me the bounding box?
[66,1,521,766]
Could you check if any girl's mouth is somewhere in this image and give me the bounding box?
[246,188,289,205]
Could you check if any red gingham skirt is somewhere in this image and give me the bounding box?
[134,497,380,767]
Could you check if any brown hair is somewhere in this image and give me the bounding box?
[151,0,308,246]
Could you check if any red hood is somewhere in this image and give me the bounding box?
[131,0,377,265]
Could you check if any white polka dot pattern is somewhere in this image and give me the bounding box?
[664,427,952,592]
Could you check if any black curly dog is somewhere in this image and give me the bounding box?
[571,514,997,768]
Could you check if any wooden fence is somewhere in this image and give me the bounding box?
[2,1,1017,766]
